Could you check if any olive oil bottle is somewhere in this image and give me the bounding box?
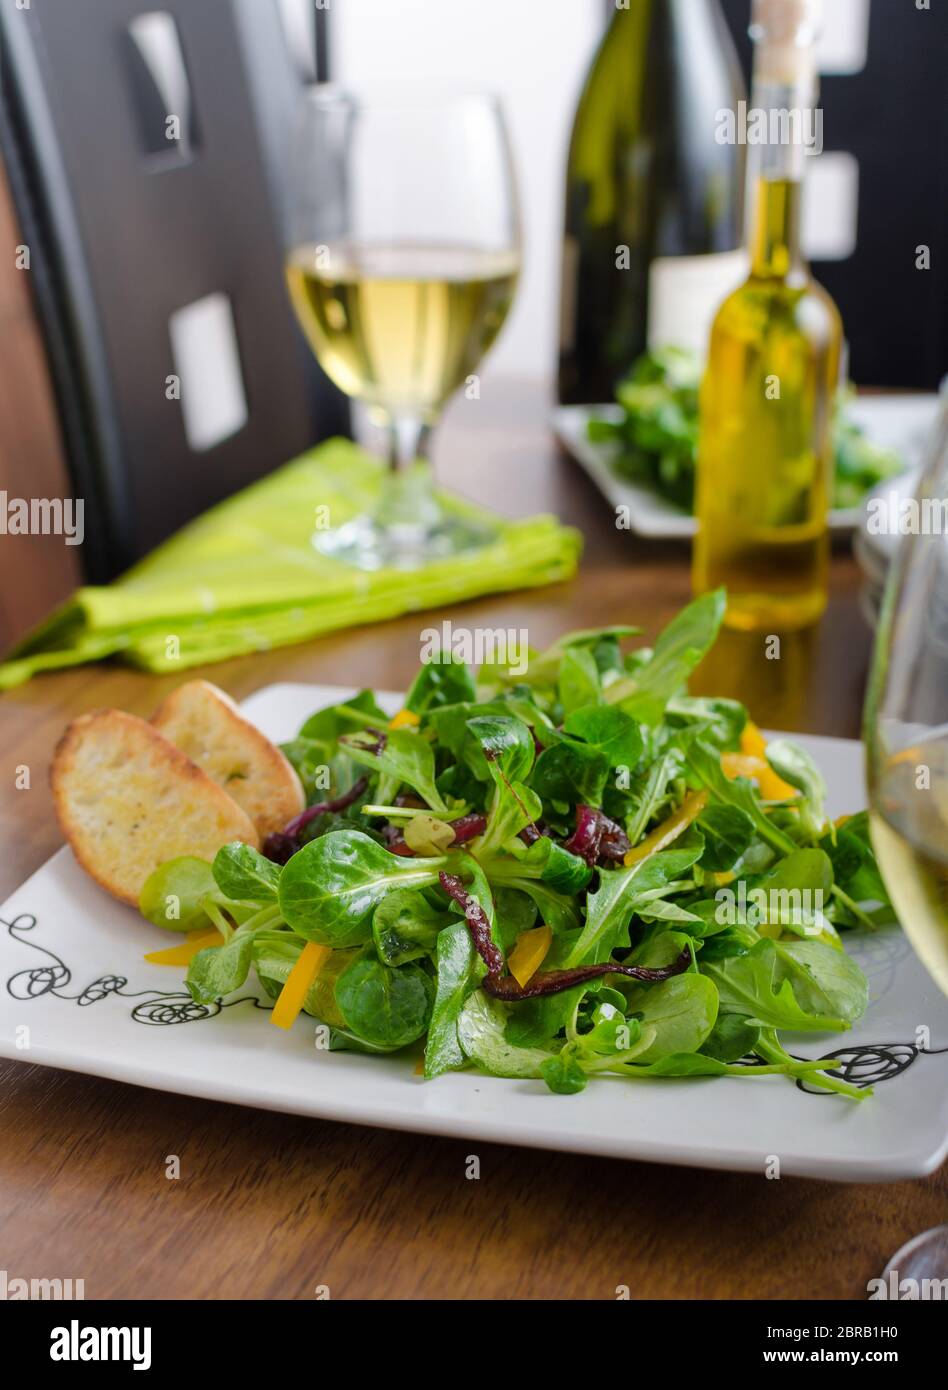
[693,0,842,631]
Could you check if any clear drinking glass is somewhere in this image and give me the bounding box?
[285,86,521,570]
[863,385,948,996]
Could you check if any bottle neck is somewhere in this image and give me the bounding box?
[746,64,817,278]
[749,174,803,279]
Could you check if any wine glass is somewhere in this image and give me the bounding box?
[285,85,521,570]
[864,385,948,995]
[864,387,948,1287]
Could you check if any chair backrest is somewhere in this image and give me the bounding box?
[0,0,349,582]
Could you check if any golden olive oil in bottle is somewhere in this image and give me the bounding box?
[693,0,842,631]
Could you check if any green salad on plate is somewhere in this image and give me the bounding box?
[140,591,896,1100]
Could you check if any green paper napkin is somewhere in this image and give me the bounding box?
[0,439,581,689]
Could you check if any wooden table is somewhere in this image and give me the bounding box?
[0,382,943,1300]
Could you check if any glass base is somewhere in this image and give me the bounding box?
[312,459,497,570]
[313,512,498,571]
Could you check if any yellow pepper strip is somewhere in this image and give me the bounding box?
[739,720,768,761]
[144,927,224,966]
[721,752,768,782]
[271,942,332,1030]
[624,789,709,867]
[757,767,798,802]
[725,726,798,802]
[389,708,420,730]
[507,925,553,988]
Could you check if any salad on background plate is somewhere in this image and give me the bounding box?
[553,349,938,539]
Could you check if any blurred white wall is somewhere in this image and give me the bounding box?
[329,0,603,383]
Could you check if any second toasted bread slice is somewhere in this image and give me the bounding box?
[52,709,259,906]
[152,680,304,840]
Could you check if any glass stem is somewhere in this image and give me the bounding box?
[387,415,432,474]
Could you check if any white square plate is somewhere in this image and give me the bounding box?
[2,683,946,1182]
[553,395,941,540]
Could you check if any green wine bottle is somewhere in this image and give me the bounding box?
[558,0,747,405]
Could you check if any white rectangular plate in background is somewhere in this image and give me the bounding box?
[553,394,941,540]
[1,683,946,1181]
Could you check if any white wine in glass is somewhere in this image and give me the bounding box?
[286,244,519,421]
[286,88,521,570]
[864,388,948,995]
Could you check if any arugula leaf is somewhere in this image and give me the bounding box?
[300,690,389,742]
[685,739,797,855]
[492,627,640,690]
[424,920,479,1078]
[558,646,602,716]
[666,695,748,749]
[405,652,476,716]
[341,727,447,812]
[478,779,542,858]
[771,939,867,1025]
[605,590,726,724]
[696,805,756,872]
[701,939,851,1031]
[486,876,581,935]
[747,848,835,936]
[635,898,703,925]
[820,811,893,911]
[765,739,827,833]
[622,749,682,844]
[513,837,593,894]
[565,836,704,967]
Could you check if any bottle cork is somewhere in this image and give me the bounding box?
[751,0,822,85]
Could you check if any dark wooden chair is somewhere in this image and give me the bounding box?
[0,0,348,585]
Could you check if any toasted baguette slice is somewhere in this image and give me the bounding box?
[52,709,259,906]
[151,680,304,839]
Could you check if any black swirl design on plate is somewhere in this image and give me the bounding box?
[3,913,269,1025]
[5,913,948,1092]
[131,996,222,1026]
[795,1041,948,1094]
